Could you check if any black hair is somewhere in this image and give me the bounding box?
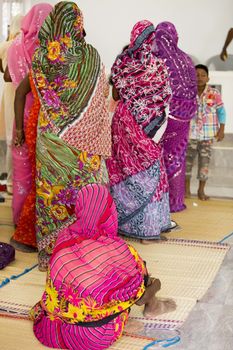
[195,64,209,76]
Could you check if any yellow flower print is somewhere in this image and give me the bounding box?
[50,205,68,220]
[89,155,101,171]
[61,34,72,48]
[64,80,77,88]
[79,151,88,164]
[45,285,59,313]
[74,17,82,29]
[47,41,61,61]
[39,110,49,128]
[50,111,59,120]
[36,73,46,88]
[37,180,64,206]
[63,304,84,323]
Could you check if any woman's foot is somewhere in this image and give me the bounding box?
[143,297,177,318]
[136,278,161,306]
[197,190,209,201]
[10,237,38,253]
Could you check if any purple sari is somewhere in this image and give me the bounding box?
[155,22,197,212]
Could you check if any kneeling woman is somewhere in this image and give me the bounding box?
[30,184,176,350]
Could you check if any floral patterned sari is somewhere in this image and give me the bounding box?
[32,2,111,269]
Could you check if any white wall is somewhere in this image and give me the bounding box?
[26,0,233,133]
[28,0,233,72]
[1,0,231,133]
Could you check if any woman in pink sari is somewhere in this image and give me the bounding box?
[31,183,176,349]
[107,21,173,242]
[5,3,53,250]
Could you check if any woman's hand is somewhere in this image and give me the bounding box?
[14,129,25,146]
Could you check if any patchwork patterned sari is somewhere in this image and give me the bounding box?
[107,20,172,240]
[31,184,146,350]
[32,2,111,269]
[155,22,197,212]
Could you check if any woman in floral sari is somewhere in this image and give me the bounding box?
[155,22,197,212]
[31,184,175,350]
[14,2,111,269]
[5,3,53,251]
[106,20,173,242]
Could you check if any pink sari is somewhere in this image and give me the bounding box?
[7,3,53,225]
[31,184,146,350]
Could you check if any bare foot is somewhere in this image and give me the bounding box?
[197,190,209,201]
[136,278,161,306]
[143,298,176,318]
[141,235,167,244]
[185,191,192,198]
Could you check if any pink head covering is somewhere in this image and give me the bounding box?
[54,184,118,252]
[111,20,171,130]
[129,19,155,49]
[8,3,53,85]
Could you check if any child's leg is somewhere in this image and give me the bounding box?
[185,139,198,197]
[197,140,212,200]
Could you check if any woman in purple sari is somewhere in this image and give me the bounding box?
[107,20,173,242]
[155,22,197,212]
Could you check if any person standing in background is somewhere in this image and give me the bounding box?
[4,3,53,252]
[185,64,226,200]
[0,14,23,195]
[155,21,197,213]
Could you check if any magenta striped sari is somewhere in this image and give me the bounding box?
[31,184,146,350]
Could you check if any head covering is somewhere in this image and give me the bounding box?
[111,20,171,131]
[155,21,197,120]
[32,1,111,157]
[31,184,145,349]
[7,3,53,85]
[54,183,118,250]
[8,14,23,40]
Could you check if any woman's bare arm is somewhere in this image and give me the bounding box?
[112,85,120,101]
[3,65,12,82]
[14,74,31,146]
[0,59,3,73]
